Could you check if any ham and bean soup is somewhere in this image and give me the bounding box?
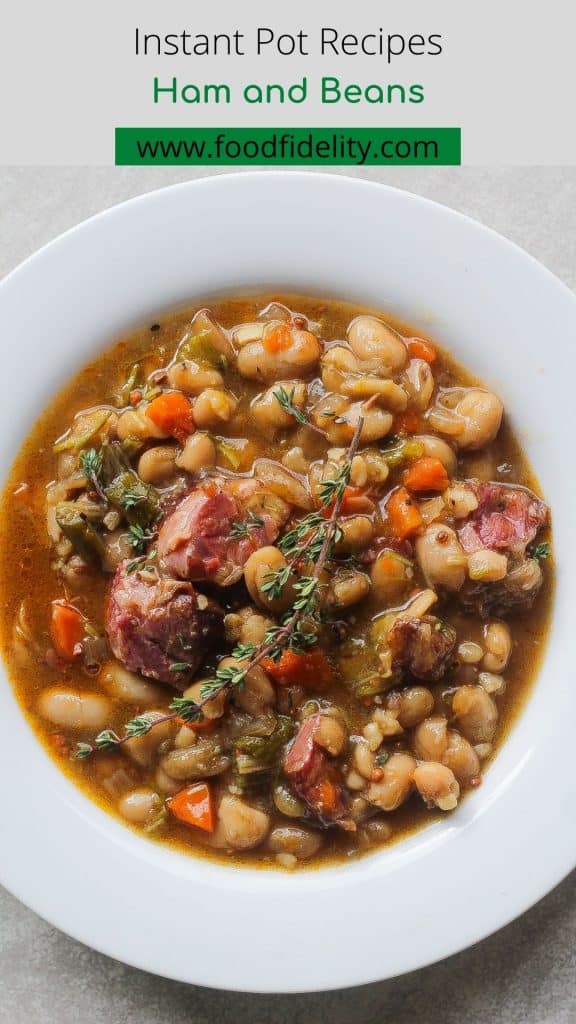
[0,296,552,868]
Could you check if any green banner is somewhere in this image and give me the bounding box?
[115,127,461,166]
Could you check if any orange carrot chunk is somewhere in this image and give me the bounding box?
[309,777,339,815]
[50,601,84,660]
[320,485,372,518]
[262,648,333,689]
[263,324,293,354]
[147,391,195,438]
[403,456,450,493]
[386,486,424,540]
[168,783,215,832]
[406,338,437,363]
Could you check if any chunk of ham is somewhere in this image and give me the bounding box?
[458,482,548,555]
[105,563,224,688]
[387,615,457,682]
[157,480,279,586]
[284,714,350,826]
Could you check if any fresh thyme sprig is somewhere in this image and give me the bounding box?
[125,523,157,555]
[75,419,364,759]
[229,512,265,540]
[125,548,157,574]
[79,448,106,500]
[528,540,551,561]
[273,386,326,436]
[121,488,148,511]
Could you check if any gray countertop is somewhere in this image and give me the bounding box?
[1,167,574,1022]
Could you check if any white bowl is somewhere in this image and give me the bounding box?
[0,173,574,993]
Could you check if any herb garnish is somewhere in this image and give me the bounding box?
[229,512,265,540]
[126,523,156,554]
[75,419,364,758]
[528,541,551,561]
[273,386,326,436]
[79,447,106,499]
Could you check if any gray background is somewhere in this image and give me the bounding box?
[1,167,575,1023]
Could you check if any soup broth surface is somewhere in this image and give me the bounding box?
[0,294,552,869]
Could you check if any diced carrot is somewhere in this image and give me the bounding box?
[406,338,437,363]
[263,324,293,353]
[403,456,449,493]
[147,391,195,438]
[311,778,338,814]
[320,485,372,518]
[391,410,423,434]
[168,783,215,832]
[385,486,423,540]
[262,648,333,689]
[50,601,84,660]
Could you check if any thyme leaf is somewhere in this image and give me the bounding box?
[528,541,551,561]
[229,512,265,540]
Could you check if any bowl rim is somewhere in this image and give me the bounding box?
[0,171,575,993]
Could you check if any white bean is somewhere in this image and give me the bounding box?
[237,327,321,382]
[182,680,227,720]
[118,787,162,825]
[218,795,270,850]
[281,446,309,475]
[38,688,111,731]
[328,568,371,608]
[268,826,322,860]
[253,459,312,510]
[367,752,416,811]
[311,394,393,445]
[468,550,508,582]
[193,389,238,429]
[101,662,166,704]
[443,483,479,518]
[415,524,467,592]
[363,721,384,750]
[117,406,167,442]
[354,740,375,779]
[372,708,404,737]
[413,716,449,761]
[175,432,216,474]
[452,685,498,744]
[315,715,347,756]
[124,714,176,767]
[402,359,434,411]
[428,388,503,450]
[370,549,414,604]
[483,621,512,673]
[244,546,295,614]
[441,731,481,788]
[457,641,484,665]
[334,515,375,553]
[167,360,224,396]
[391,687,435,729]
[413,762,460,810]
[225,660,275,716]
[478,671,506,696]
[137,445,177,485]
[347,316,408,370]
[251,382,307,434]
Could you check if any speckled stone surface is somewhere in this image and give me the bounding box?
[1,167,575,1021]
